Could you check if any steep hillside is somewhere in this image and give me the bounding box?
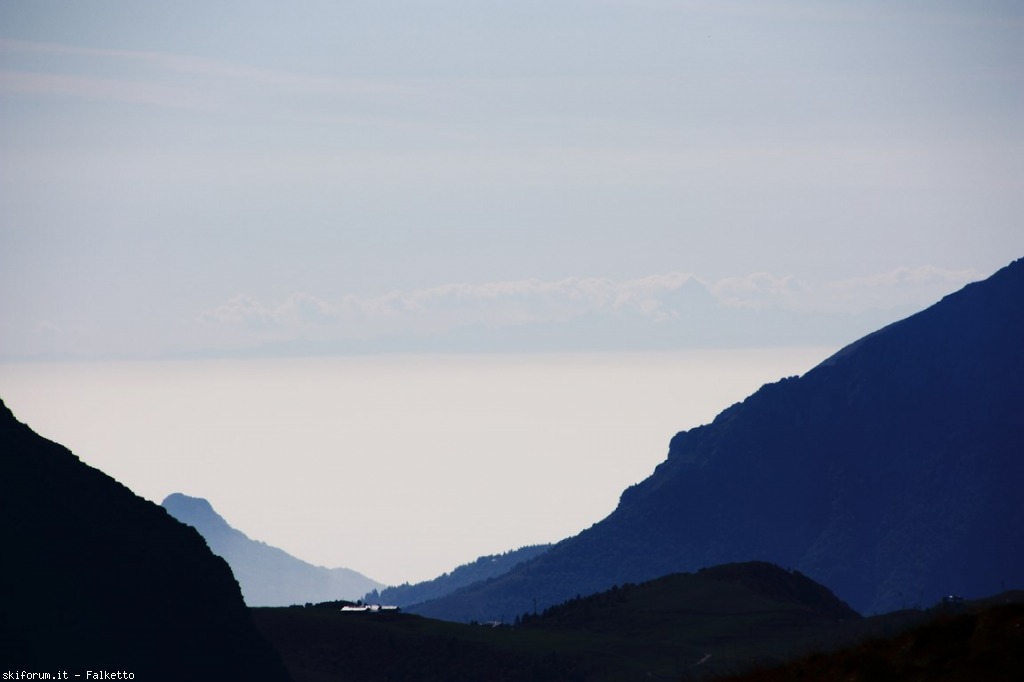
[164,492,383,606]
[0,399,290,679]
[413,257,1024,622]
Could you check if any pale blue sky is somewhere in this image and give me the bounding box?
[1,1,1022,358]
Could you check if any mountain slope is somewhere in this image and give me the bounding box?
[0,399,290,680]
[163,492,383,606]
[413,257,1024,622]
[363,544,551,608]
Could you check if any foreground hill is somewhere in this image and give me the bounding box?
[0,399,289,680]
[720,593,1024,682]
[413,257,1024,622]
[253,561,868,681]
[164,492,383,606]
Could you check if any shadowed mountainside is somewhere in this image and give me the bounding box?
[0,399,290,680]
[163,492,384,606]
[412,257,1024,623]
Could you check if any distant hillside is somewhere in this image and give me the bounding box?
[0,399,290,679]
[363,544,551,608]
[164,492,384,606]
[412,257,1024,622]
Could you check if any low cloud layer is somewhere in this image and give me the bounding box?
[203,273,707,330]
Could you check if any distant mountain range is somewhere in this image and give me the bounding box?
[410,257,1024,623]
[163,492,384,606]
[0,399,289,679]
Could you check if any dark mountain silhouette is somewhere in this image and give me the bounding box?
[412,257,1024,622]
[163,492,383,606]
[0,399,290,680]
[362,544,551,608]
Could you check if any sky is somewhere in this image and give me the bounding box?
[1,1,1021,359]
[1,1,1022,585]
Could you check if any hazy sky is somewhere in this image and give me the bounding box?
[1,1,1021,359]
